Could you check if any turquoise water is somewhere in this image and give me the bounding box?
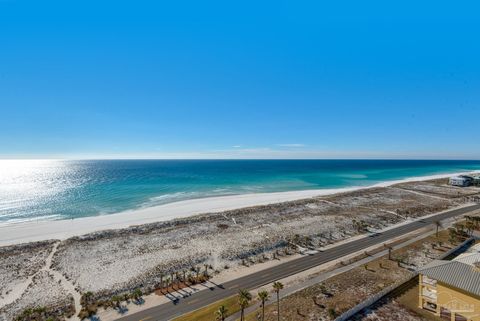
[0,159,479,224]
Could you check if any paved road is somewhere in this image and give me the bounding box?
[118,204,480,321]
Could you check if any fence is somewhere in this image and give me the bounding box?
[462,196,480,204]
[333,237,475,321]
[438,237,475,259]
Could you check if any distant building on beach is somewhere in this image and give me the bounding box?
[418,252,480,321]
[449,175,474,187]
[473,176,480,187]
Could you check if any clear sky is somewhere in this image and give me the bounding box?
[0,0,479,159]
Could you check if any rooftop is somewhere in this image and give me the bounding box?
[454,252,480,267]
[451,176,472,180]
[420,260,480,297]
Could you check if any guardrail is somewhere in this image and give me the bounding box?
[333,237,475,321]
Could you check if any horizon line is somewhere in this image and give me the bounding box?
[1,157,480,161]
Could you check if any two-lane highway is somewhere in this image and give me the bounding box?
[118,204,480,321]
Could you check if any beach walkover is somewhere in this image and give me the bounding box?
[118,204,480,321]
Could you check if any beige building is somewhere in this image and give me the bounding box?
[418,252,480,321]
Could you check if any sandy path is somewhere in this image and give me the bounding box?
[390,186,452,201]
[0,243,59,308]
[44,244,82,320]
[0,271,38,308]
[0,242,82,319]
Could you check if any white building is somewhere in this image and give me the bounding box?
[473,176,480,187]
[449,175,474,187]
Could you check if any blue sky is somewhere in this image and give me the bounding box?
[0,0,479,159]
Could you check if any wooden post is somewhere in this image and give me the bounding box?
[418,274,423,309]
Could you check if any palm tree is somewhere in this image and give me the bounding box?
[384,243,393,260]
[238,289,252,321]
[257,290,270,321]
[83,291,94,305]
[466,221,475,235]
[454,222,465,233]
[204,263,210,277]
[304,236,313,247]
[111,295,121,309]
[471,216,478,229]
[171,272,176,289]
[132,289,142,302]
[448,227,458,244]
[272,281,284,321]
[473,216,480,229]
[165,276,171,290]
[434,220,442,237]
[214,305,228,321]
[176,271,182,288]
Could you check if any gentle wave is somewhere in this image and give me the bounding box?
[143,190,237,208]
[0,214,63,227]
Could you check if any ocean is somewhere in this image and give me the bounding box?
[0,159,479,224]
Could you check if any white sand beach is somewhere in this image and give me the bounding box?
[0,171,477,246]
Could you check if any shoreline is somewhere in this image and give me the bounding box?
[0,170,477,246]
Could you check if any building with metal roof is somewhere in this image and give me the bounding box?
[418,257,480,321]
[455,252,480,266]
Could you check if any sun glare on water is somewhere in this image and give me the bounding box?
[0,159,76,224]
